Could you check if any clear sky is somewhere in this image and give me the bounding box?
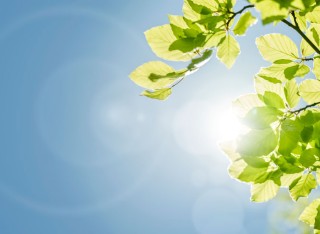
[0,0,308,233]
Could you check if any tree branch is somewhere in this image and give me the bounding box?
[226,4,254,29]
[281,13,320,55]
[289,102,320,115]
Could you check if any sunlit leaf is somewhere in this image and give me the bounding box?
[241,106,282,129]
[299,148,320,168]
[306,6,320,23]
[130,61,186,89]
[233,11,257,36]
[278,119,303,156]
[314,57,320,80]
[256,34,299,62]
[289,174,317,201]
[262,91,285,109]
[232,94,264,118]
[237,128,278,157]
[251,180,279,202]
[299,79,320,104]
[285,79,300,108]
[299,199,320,227]
[145,25,195,61]
[141,88,172,100]
[217,35,240,68]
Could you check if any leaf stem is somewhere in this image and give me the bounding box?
[281,12,320,55]
[226,4,254,29]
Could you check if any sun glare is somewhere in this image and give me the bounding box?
[216,107,246,141]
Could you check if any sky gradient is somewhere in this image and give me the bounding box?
[0,1,309,233]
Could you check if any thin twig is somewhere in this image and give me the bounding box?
[289,102,320,114]
[226,4,254,29]
[282,13,320,55]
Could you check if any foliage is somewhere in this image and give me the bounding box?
[129,0,320,232]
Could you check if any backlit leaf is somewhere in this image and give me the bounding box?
[251,180,279,202]
[130,61,186,89]
[289,174,317,201]
[256,34,299,62]
[233,11,257,36]
[299,79,320,104]
[217,35,240,68]
[237,128,278,157]
[141,88,172,100]
[145,25,195,61]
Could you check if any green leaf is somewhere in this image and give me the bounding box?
[301,27,317,57]
[280,173,302,187]
[182,0,213,21]
[255,76,284,98]
[273,154,304,174]
[290,12,307,31]
[301,126,314,143]
[299,79,320,104]
[187,49,213,70]
[284,64,310,80]
[237,128,278,157]
[241,106,282,129]
[233,11,257,36]
[262,91,285,109]
[203,31,226,48]
[217,35,240,68]
[278,119,303,156]
[299,199,320,227]
[219,140,241,162]
[250,180,279,202]
[314,57,320,80]
[169,35,206,53]
[256,34,299,62]
[145,24,195,61]
[228,159,248,180]
[300,24,320,57]
[306,6,320,23]
[285,79,300,108]
[237,165,270,183]
[141,88,172,100]
[129,61,186,90]
[232,94,264,118]
[299,148,320,168]
[289,174,317,201]
[253,0,288,24]
[299,110,320,126]
[257,62,309,82]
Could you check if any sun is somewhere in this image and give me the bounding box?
[216,107,246,141]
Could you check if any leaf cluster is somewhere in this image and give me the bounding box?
[130,0,320,232]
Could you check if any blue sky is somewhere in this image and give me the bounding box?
[0,0,309,233]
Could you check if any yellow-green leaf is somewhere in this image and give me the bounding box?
[299,79,320,104]
[145,24,194,61]
[233,11,257,36]
[256,34,299,62]
[289,174,317,201]
[314,57,320,80]
[141,88,172,100]
[253,0,288,24]
[285,79,300,108]
[217,35,240,68]
[306,6,320,23]
[251,180,279,202]
[232,93,264,118]
[299,199,320,227]
[130,61,185,90]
